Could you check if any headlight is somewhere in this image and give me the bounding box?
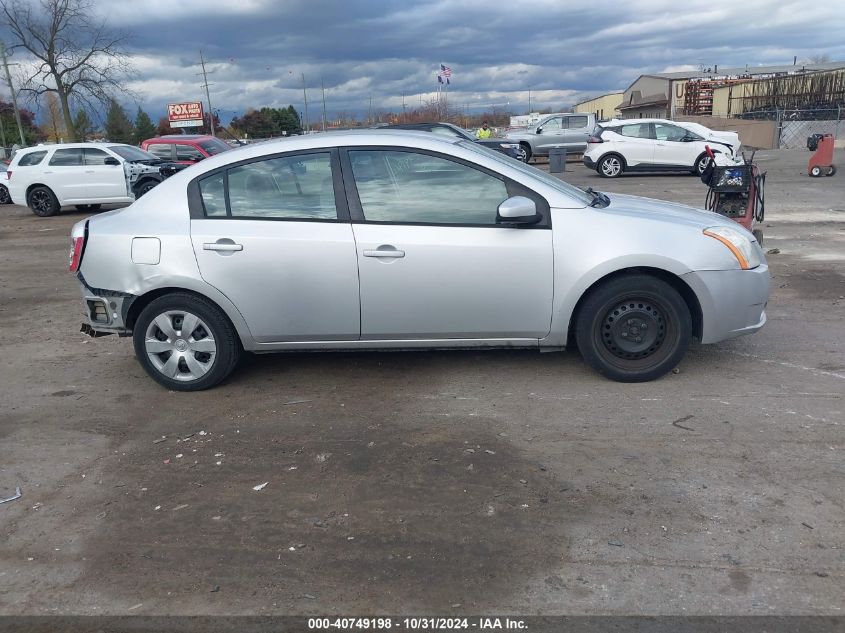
[499,143,518,149]
[703,226,761,270]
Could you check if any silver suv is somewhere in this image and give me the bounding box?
[506,113,596,162]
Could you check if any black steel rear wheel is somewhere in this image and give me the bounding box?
[575,274,691,382]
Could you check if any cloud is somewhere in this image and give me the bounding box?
[7,0,845,123]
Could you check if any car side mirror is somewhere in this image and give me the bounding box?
[497,196,540,225]
[104,157,120,166]
[535,127,543,135]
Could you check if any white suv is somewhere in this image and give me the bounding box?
[6,143,175,217]
[582,119,740,178]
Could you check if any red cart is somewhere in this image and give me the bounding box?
[807,133,837,177]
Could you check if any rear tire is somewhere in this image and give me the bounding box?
[827,165,837,177]
[520,143,532,163]
[0,185,11,204]
[597,154,623,178]
[27,186,60,217]
[752,228,764,246]
[133,293,241,391]
[810,166,822,177]
[575,274,691,382]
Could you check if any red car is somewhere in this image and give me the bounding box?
[140,135,232,165]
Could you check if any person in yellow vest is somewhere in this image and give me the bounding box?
[476,120,492,139]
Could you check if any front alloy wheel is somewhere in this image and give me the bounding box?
[133,293,241,391]
[598,155,623,178]
[575,274,691,382]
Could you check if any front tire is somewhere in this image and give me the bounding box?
[694,153,712,176]
[575,274,691,382]
[134,179,160,198]
[597,154,623,178]
[810,165,822,177]
[0,185,11,205]
[27,186,60,217]
[133,293,241,391]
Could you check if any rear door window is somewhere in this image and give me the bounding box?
[198,152,338,220]
[620,123,654,139]
[48,148,84,166]
[566,116,589,129]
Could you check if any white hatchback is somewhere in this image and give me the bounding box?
[583,119,740,178]
[6,143,172,217]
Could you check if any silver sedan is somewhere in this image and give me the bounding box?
[70,130,769,390]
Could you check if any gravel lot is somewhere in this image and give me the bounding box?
[0,148,843,616]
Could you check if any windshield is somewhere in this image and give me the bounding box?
[197,138,232,155]
[109,145,159,161]
[457,140,593,206]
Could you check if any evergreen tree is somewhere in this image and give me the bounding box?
[133,107,156,145]
[105,100,134,143]
[73,110,94,141]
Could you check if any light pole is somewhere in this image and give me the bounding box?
[527,87,531,114]
[0,40,27,146]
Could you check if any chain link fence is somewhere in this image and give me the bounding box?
[738,108,842,149]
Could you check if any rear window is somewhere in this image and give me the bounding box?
[16,150,48,167]
[566,115,589,129]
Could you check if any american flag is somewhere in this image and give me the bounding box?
[440,64,452,78]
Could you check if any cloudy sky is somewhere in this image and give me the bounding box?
[8,0,845,125]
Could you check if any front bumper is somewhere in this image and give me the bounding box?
[681,264,770,344]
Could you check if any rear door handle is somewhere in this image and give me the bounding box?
[203,242,243,252]
[363,247,405,258]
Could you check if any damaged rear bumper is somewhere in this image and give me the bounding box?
[77,272,136,337]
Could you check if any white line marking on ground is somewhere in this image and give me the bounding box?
[716,349,845,380]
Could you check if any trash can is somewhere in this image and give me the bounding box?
[549,147,566,173]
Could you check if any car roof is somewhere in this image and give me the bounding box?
[146,135,216,141]
[19,142,131,151]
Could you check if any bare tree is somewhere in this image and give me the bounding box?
[1,0,134,141]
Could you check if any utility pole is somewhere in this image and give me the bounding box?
[368,95,373,126]
[198,50,216,137]
[301,73,309,133]
[528,87,532,114]
[402,92,406,122]
[0,40,27,146]
[321,77,327,131]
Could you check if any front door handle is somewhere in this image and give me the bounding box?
[363,246,405,258]
[204,242,243,252]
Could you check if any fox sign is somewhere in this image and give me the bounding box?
[167,101,204,128]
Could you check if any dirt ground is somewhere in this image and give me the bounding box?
[0,149,843,616]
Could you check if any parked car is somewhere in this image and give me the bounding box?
[6,143,185,217]
[506,113,597,161]
[70,130,768,391]
[583,119,741,178]
[380,122,527,161]
[141,134,232,165]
